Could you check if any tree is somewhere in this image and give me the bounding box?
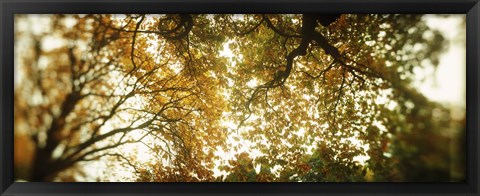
[14,14,227,181]
[14,14,465,182]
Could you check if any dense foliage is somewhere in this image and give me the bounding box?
[14,14,465,182]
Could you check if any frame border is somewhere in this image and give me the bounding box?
[1,0,479,195]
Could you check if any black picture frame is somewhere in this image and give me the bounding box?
[1,0,479,195]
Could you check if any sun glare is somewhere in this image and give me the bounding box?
[246,78,259,88]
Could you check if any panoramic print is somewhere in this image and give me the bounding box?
[14,14,465,182]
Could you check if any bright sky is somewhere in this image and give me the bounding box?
[15,14,466,182]
[418,15,466,108]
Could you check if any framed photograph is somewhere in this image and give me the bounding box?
[1,0,479,195]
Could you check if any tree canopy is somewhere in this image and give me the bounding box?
[14,14,465,182]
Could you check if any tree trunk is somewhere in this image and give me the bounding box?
[31,147,56,181]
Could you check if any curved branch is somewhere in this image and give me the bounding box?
[242,14,316,124]
[158,14,193,40]
[158,16,184,34]
[105,153,142,174]
[104,15,193,41]
[262,15,301,38]
[256,14,317,90]
[130,15,146,71]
